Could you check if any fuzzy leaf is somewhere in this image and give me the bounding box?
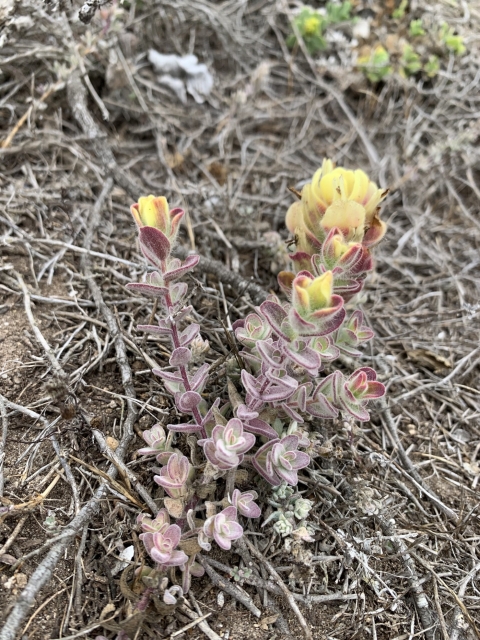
[179,324,200,346]
[189,363,209,392]
[167,422,204,433]
[177,391,202,412]
[259,300,290,340]
[126,282,169,299]
[139,226,171,266]
[164,254,200,283]
[170,347,192,367]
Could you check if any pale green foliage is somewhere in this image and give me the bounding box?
[392,0,408,19]
[400,43,422,76]
[286,2,352,55]
[408,19,425,37]
[325,1,351,24]
[424,55,440,78]
[357,46,392,83]
[439,23,466,55]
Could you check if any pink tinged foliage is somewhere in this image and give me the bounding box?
[197,529,212,552]
[203,506,243,551]
[169,347,191,367]
[335,310,375,357]
[179,323,200,346]
[235,404,279,439]
[230,489,261,518]
[176,390,202,413]
[137,508,170,533]
[198,418,255,470]
[310,335,340,362]
[163,255,200,283]
[280,383,311,422]
[288,298,345,337]
[241,369,298,404]
[307,373,340,419]
[280,338,321,376]
[126,270,168,300]
[259,300,293,341]
[234,313,272,349]
[339,367,385,421]
[154,453,191,497]
[140,524,188,568]
[139,226,171,266]
[253,435,310,486]
[138,424,168,456]
[163,585,183,605]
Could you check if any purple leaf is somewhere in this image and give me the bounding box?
[170,347,192,367]
[252,456,281,486]
[139,226,171,266]
[243,417,279,440]
[167,422,204,433]
[259,300,290,340]
[179,324,200,346]
[236,404,259,421]
[137,322,172,336]
[164,254,200,283]
[126,282,169,299]
[230,489,261,518]
[188,363,209,392]
[152,369,184,384]
[177,391,202,412]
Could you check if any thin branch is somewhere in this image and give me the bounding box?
[376,515,435,640]
[379,398,458,523]
[197,554,262,619]
[0,396,7,496]
[242,537,313,640]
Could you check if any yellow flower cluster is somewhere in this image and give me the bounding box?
[286,159,388,254]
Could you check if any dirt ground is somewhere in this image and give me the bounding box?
[1,1,480,639]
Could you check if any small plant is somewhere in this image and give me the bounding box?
[400,43,422,76]
[392,0,408,20]
[127,159,388,610]
[357,45,393,83]
[286,2,352,55]
[439,23,466,56]
[286,7,326,54]
[424,54,440,78]
[325,1,351,24]
[408,19,425,37]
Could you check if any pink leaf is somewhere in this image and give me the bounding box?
[164,254,200,283]
[170,347,192,367]
[177,391,202,412]
[139,226,171,265]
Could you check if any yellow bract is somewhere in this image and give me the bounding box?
[286,159,388,252]
[331,235,356,259]
[321,201,366,241]
[304,15,321,35]
[304,160,386,222]
[131,195,170,229]
[294,271,333,312]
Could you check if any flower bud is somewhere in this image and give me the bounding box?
[285,159,388,254]
[292,272,333,314]
[131,195,184,242]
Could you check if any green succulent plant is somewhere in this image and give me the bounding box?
[424,55,440,78]
[400,44,422,76]
[325,1,351,24]
[409,19,425,37]
[357,45,393,83]
[439,23,466,56]
[392,0,408,19]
